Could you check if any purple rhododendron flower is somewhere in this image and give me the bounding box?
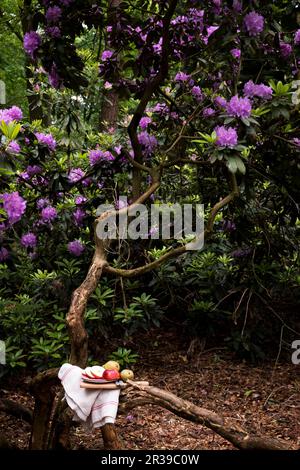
[27,165,42,177]
[48,64,61,89]
[7,141,21,154]
[230,48,241,59]
[175,71,191,82]
[46,6,62,23]
[243,80,273,100]
[138,131,158,156]
[68,168,85,183]
[115,199,128,210]
[7,106,23,121]
[214,96,227,108]
[191,86,203,101]
[295,30,300,45]
[139,117,152,129]
[35,132,56,151]
[1,192,26,224]
[101,50,113,61]
[280,42,292,58]
[292,138,300,147]
[0,247,9,262]
[18,171,30,182]
[75,196,87,205]
[215,126,238,148]
[41,206,57,222]
[37,198,49,209]
[226,95,251,118]
[89,149,114,166]
[46,26,61,38]
[0,106,23,124]
[73,208,86,226]
[21,232,37,248]
[23,31,41,57]
[232,0,242,12]
[203,107,215,117]
[68,240,85,256]
[244,12,264,37]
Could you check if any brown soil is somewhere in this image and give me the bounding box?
[1,330,299,450]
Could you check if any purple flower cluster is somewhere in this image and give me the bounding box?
[0,247,9,262]
[23,31,41,58]
[232,0,242,13]
[89,149,114,166]
[48,64,61,89]
[101,50,113,61]
[41,206,57,222]
[292,138,300,147]
[46,26,61,38]
[46,6,62,24]
[214,96,227,108]
[215,126,238,148]
[27,165,42,177]
[68,168,85,183]
[137,131,158,156]
[175,72,193,84]
[36,198,49,209]
[244,12,264,37]
[35,132,56,151]
[7,141,21,154]
[139,117,152,129]
[226,95,252,118]
[1,192,26,225]
[75,195,87,205]
[21,232,37,248]
[73,208,86,226]
[243,80,273,100]
[230,48,241,60]
[191,86,203,101]
[203,107,215,118]
[295,30,300,45]
[280,42,292,58]
[0,106,23,124]
[68,240,85,256]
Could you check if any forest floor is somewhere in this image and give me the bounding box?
[1,328,300,450]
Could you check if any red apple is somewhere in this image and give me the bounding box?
[102,369,120,381]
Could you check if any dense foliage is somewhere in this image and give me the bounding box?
[0,0,300,374]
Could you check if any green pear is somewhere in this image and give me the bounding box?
[120,369,134,381]
[103,360,120,372]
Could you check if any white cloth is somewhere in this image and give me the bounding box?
[58,363,120,429]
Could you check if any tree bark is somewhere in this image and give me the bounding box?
[101,424,122,450]
[28,368,59,449]
[99,0,121,131]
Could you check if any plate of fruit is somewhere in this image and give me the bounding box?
[81,361,134,383]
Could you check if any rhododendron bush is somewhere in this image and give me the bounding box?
[0,0,300,450]
[0,0,300,365]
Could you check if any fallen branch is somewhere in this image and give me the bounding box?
[121,380,293,450]
[0,398,33,424]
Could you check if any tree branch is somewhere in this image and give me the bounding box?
[128,0,178,198]
[123,380,292,450]
[104,172,239,278]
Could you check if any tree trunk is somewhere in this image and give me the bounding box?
[99,0,121,131]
